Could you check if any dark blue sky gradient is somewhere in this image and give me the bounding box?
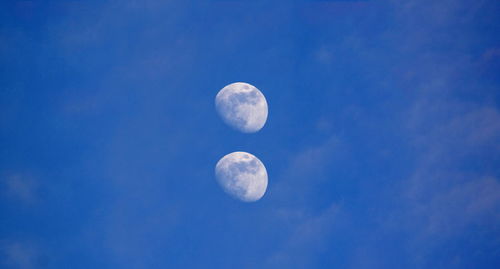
[1,1,500,268]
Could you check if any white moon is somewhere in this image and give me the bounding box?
[215,151,268,202]
[215,82,268,133]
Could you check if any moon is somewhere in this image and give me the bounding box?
[215,82,268,133]
[215,151,268,202]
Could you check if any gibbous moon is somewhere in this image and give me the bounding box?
[215,151,268,202]
[215,82,268,133]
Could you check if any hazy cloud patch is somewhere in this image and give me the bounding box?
[1,241,43,269]
[2,173,38,205]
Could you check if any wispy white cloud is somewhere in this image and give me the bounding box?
[265,203,341,268]
[260,134,344,267]
[1,241,41,269]
[352,0,500,266]
[2,173,38,205]
[274,0,500,267]
[395,100,500,265]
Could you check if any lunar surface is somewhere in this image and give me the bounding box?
[215,151,268,202]
[215,82,268,133]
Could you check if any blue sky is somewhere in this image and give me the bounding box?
[1,0,500,268]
